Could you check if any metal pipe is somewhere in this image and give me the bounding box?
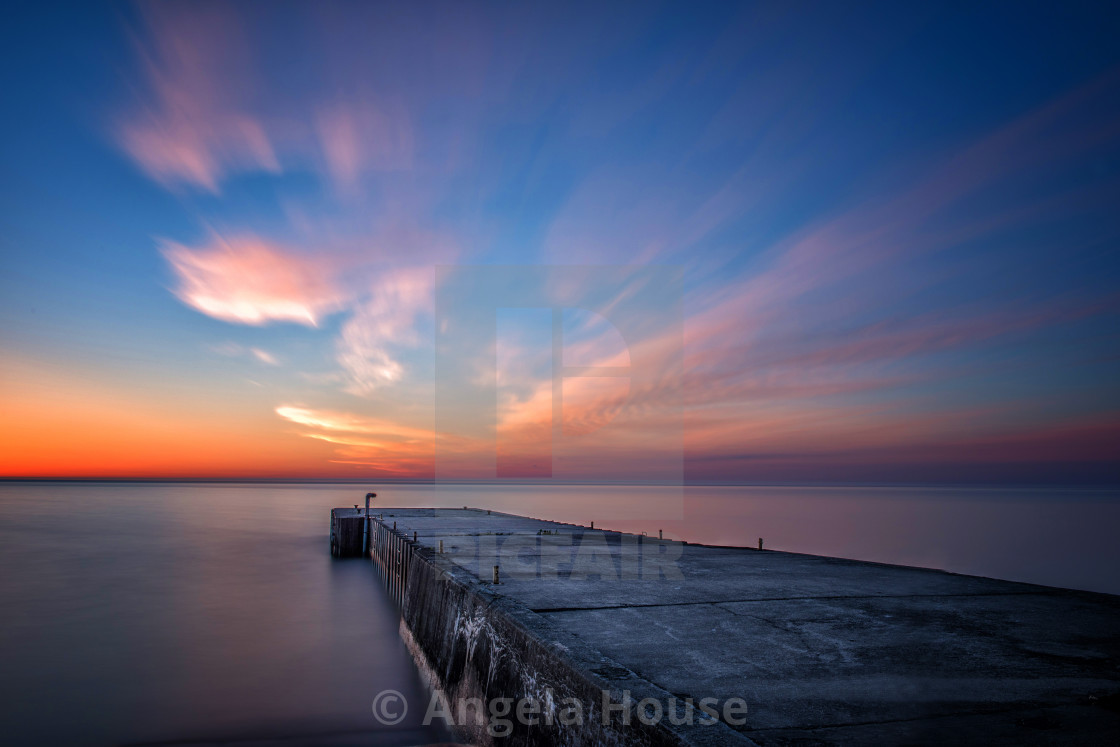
[362,492,376,556]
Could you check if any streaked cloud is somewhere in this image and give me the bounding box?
[117,2,280,191]
[116,2,418,194]
[275,404,435,477]
[314,99,414,195]
[250,348,279,366]
[163,235,345,326]
[275,405,427,438]
[336,267,434,395]
[208,342,280,366]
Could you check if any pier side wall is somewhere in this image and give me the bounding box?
[368,517,688,747]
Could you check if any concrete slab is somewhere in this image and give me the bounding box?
[370,508,1120,745]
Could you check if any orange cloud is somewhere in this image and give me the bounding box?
[275,404,436,477]
[275,405,429,439]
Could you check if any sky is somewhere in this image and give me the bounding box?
[0,0,1118,483]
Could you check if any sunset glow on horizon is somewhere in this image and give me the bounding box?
[1,1,1118,483]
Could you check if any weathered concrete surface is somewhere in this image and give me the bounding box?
[361,507,1120,745]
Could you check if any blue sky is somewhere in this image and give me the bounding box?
[1,1,1118,481]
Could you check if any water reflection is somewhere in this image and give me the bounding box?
[0,483,443,746]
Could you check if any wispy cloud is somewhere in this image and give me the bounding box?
[314,98,414,195]
[276,405,430,439]
[208,341,280,366]
[336,267,434,395]
[117,2,418,194]
[250,348,279,366]
[117,2,280,192]
[275,404,435,476]
[163,234,345,326]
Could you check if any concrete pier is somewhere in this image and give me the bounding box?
[332,507,1120,745]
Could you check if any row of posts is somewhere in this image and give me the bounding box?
[368,513,415,609]
[590,521,764,551]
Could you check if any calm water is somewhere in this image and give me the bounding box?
[1,482,1118,745]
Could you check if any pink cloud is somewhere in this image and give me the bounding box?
[117,2,280,192]
[684,411,1120,483]
[163,235,345,326]
[314,99,414,195]
[116,3,417,194]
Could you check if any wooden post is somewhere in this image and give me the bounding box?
[758,537,763,551]
[413,531,417,542]
[659,529,663,540]
[439,539,444,554]
[590,521,594,529]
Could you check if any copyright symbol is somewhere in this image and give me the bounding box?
[372,690,407,725]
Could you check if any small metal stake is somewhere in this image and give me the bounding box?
[492,565,500,584]
[413,531,417,542]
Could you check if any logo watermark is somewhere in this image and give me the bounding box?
[371,689,407,726]
[440,529,686,581]
[434,265,683,519]
[372,688,748,737]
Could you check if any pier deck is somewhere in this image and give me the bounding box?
[333,507,1120,745]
